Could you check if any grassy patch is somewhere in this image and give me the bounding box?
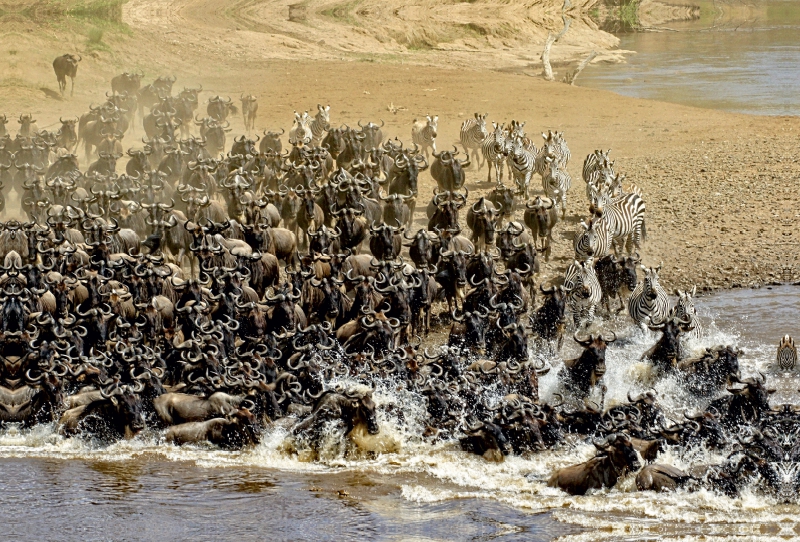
[591,0,641,33]
[86,25,112,51]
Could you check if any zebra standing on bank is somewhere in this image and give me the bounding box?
[505,121,535,180]
[411,115,438,160]
[460,113,489,168]
[309,104,331,147]
[604,172,643,198]
[583,149,612,183]
[574,217,612,260]
[564,258,602,329]
[628,264,670,329]
[589,184,647,254]
[506,136,537,199]
[289,111,312,145]
[482,122,507,184]
[669,285,702,340]
[583,149,614,199]
[542,154,572,218]
[536,130,571,176]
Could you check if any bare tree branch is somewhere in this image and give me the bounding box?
[562,51,598,85]
[541,14,571,81]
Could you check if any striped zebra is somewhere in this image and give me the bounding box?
[589,185,647,255]
[309,104,331,146]
[505,121,536,179]
[289,111,312,145]
[536,130,570,176]
[507,120,526,141]
[541,155,571,218]
[506,136,536,200]
[669,285,702,340]
[582,149,612,184]
[564,258,602,329]
[411,115,438,160]
[601,172,643,199]
[460,113,488,168]
[628,264,670,329]
[583,150,614,199]
[574,217,611,260]
[482,122,507,184]
[777,335,797,371]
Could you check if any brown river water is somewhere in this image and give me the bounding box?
[579,1,800,116]
[4,286,800,541]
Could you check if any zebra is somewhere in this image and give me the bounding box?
[541,155,571,218]
[777,335,797,371]
[482,122,507,184]
[411,115,438,160]
[628,264,670,329]
[583,149,614,199]
[505,121,535,179]
[309,104,331,147]
[574,217,611,260]
[289,111,312,145]
[582,149,612,184]
[506,136,536,200]
[589,184,646,255]
[460,113,488,168]
[604,172,643,198]
[564,258,602,329]
[669,285,702,340]
[536,130,570,176]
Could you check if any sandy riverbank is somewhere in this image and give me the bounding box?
[1,0,797,293]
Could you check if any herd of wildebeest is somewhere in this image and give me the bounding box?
[0,61,797,500]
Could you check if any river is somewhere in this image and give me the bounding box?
[578,1,800,116]
[3,286,799,541]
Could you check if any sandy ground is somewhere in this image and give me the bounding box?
[1,0,798,293]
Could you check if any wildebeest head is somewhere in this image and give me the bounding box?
[431,146,470,191]
[595,433,641,472]
[359,119,384,149]
[496,221,524,260]
[562,332,616,397]
[728,373,774,415]
[350,388,380,435]
[619,254,640,291]
[103,383,147,436]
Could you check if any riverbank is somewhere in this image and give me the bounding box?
[1,0,797,293]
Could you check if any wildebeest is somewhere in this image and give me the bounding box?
[165,409,260,448]
[548,433,641,495]
[293,386,380,439]
[636,463,693,492]
[241,94,258,132]
[53,54,81,96]
[530,283,567,352]
[559,332,615,400]
[594,253,639,314]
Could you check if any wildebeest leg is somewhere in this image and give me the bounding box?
[425,305,431,335]
[70,76,74,97]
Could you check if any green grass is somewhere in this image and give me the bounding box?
[589,0,641,33]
